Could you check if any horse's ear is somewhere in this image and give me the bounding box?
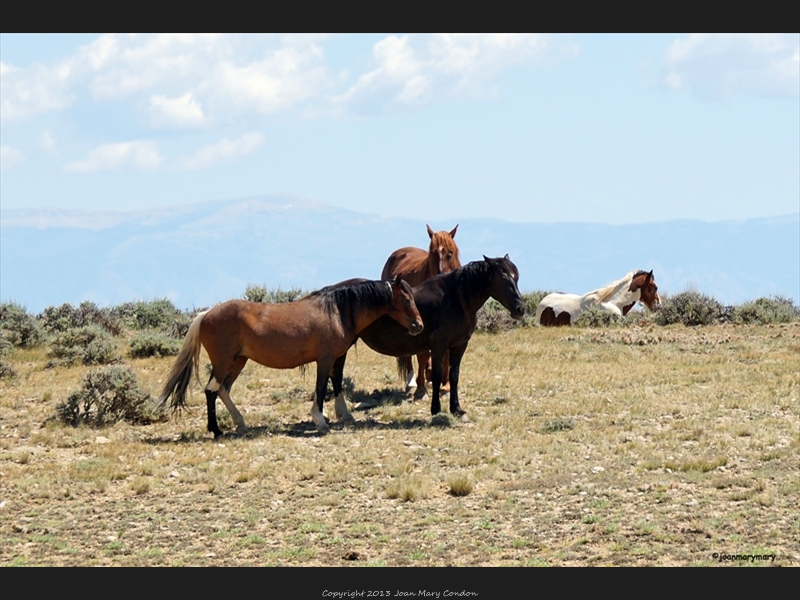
[427,224,434,239]
[395,273,403,286]
[646,270,653,283]
[483,255,490,262]
[450,224,458,238]
[504,254,509,261]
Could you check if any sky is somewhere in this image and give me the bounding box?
[1,33,798,225]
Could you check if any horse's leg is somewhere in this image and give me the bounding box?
[413,351,430,401]
[441,351,451,394]
[429,349,445,416]
[204,376,224,439]
[219,356,248,436]
[331,353,354,424]
[401,356,416,394]
[446,343,468,418]
[310,362,331,433]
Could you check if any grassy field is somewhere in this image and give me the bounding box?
[1,322,798,567]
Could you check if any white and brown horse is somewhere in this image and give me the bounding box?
[156,277,423,437]
[536,270,660,326]
[380,225,460,399]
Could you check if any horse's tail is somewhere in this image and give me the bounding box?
[155,311,207,413]
[396,356,413,381]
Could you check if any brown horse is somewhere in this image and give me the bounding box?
[156,277,423,437]
[380,224,460,399]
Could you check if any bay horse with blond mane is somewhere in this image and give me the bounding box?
[381,224,460,399]
[156,277,423,437]
[535,270,660,326]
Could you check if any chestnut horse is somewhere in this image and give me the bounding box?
[381,224,460,399]
[331,256,526,419]
[535,270,660,326]
[156,277,422,437]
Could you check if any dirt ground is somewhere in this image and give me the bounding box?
[1,323,798,568]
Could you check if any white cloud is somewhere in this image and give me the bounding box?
[206,44,332,115]
[333,34,558,109]
[177,133,264,170]
[65,140,162,173]
[0,60,73,122]
[0,145,25,170]
[2,34,574,128]
[149,92,205,128]
[663,33,800,100]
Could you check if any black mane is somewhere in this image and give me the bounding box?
[310,279,391,332]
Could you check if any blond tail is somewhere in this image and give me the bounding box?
[155,311,206,413]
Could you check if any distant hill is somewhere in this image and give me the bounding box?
[1,195,798,312]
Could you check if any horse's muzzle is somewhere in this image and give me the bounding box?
[408,321,424,336]
[510,302,526,320]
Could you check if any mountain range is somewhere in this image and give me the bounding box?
[2,195,798,313]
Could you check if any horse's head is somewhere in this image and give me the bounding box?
[427,224,461,275]
[484,254,526,320]
[630,270,660,311]
[389,275,424,336]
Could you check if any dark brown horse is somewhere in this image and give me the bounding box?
[331,256,526,419]
[381,224,460,399]
[156,277,423,437]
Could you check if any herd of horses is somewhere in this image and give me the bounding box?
[157,225,660,438]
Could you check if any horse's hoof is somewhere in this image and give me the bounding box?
[236,426,248,437]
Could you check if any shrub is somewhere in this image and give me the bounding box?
[39,301,123,336]
[129,332,182,358]
[654,291,724,326]
[48,326,118,366]
[56,365,162,426]
[541,417,575,433]
[167,311,197,339]
[522,291,550,317]
[476,299,521,333]
[0,302,45,349]
[447,474,474,497]
[0,360,18,379]
[243,284,305,304]
[733,296,799,325]
[112,299,181,331]
[573,307,623,328]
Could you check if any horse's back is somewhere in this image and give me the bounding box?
[381,246,429,284]
[200,298,339,368]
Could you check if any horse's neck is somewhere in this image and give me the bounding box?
[462,271,493,316]
[600,279,640,309]
[351,301,394,336]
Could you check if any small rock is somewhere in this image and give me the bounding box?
[95,436,110,444]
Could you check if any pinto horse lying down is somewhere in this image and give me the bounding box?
[535,270,660,326]
[329,255,526,421]
[156,277,423,437]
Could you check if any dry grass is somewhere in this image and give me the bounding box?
[1,323,798,566]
